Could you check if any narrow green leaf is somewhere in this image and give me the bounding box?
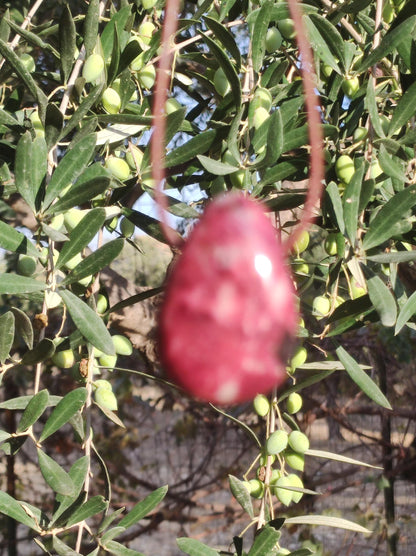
[0,394,61,410]
[308,13,345,70]
[66,495,108,527]
[335,345,392,409]
[395,289,416,334]
[101,5,132,61]
[118,486,168,529]
[62,238,124,285]
[48,177,110,215]
[0,38,48,116]
[366,273,397,327]
[0,274,46,294]
[107,25,120,85]
[204,16,241,70]
[98,508,126,534]
[251,0,272,73]
[15,132,47,211]
[0,311,15,364]
[11,307,34,349]
[0,492,41,532]
[197,155,239,176]
[355,16,416,74]
[59,290,115,355]
[4,17,59,59]
[45,102,64,151]
[389,80,416,136]
[37,448,76,496]
[325,181,345,234]
[17,389,49,432]
[0,221,39,257]
[53,456,90,523]
[108,286,163,315]
[305,449,382,469]
[104,541,145,556]
[0,431,11,443]
[367,250,416,263]
[122,208,181,245]
[59,4,76,83]
[43,134,97,209]
[285,515,371,533]
[247,525,281,556]
[343,158,365,245]
[83,0,100,58]
[304,15,341,74]
[363,184,416,250]
[52,536,82,556]
[56,208,106,269]
[259,159,305,187]
[60,85,104,140]
[378,144,405,182]
[176,538,220,556]
[365,79,385,138]
[21,338,55,365]
[40,388,87,442]
[204,32,241,108]
[165,130,217,168]
[228,475,254,519]
[100,527,126,545]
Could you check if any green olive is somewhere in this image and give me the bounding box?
[274,476,293,506]
[292,230,310,255]
[266,430,289,455]
[342,76,360,99]
[105,156,131,181]
[102,87,122,114]
[278,19,296,40]
[312,295,331,318]
[290,346,307,372]
[213,67,230,96]
[284,450,305,471]
[17,255,37,277]
[120,217,135,238]
[83,53,105,84]
[112,334,133,356]
[98,354,118,369]
[288,430,310,454]
[287,473,304,503]
[94,387,118,411]
[96,294,108,314]
[335,155,355,185]
[265,27,282,53]
[253,394,270,417]
[138,64,156,89]
[138,21,156,45]
[52,349,75,369]
[286,392,303,414]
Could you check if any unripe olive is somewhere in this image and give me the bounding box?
[277,19,296,40]
[138,64,156,89]
[21,53,35,73]
[265,27,282,53]
[252,106,269,130]
[83,53,105,83]
[248,478,264,499]
[253,87,272,111]
[284,450,305,471]
[287,473,304,503]
[312,295,331,318]
[277,549,291,556]
[45,290,62,309]
[321,63,333,79]
[288,430,310,454]
[287,392,303,414]
[259,453,275,466]
[165,98,182,114]
[350,278,366,299]
[52,349,75,369]
[102,87,121,114]
[17,255,37,277]
[112,334,133,356]
[94,379,112,391]
[130,49,145,72]
[292,259,309,279]
[64,252,83,271]
[269,468,281,486]
[105,156,130,181]
[50,213,65,231]
[120,217,135,238]
[341,76,360,98]
[213,67,230,96]
[292,230,309,255]
[98,354,118,369]
[253,394,270,417]
[94,387,118,411]
[96,294,108,314]
[353,126,368,143]
[266,430,288,455]
[64,208,89,232]
[324,232,339,256]
[335,155,355,185]
[126,145,144,171]
[138,21,156,45]
[141,0,158,9]
[290,345,307,372]
[274,476,293,506]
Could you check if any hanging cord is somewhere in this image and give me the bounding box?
[151,0,324,253]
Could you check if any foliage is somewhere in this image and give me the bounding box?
[0,0,416,554]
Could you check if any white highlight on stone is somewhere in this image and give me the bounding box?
[254,253,273,279]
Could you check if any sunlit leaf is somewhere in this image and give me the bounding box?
[59,4,76,83]
[40,388,87,442]
[366,273,397,327]
[118,486,168,529]
[176,538,220,556]
[66,496,108,527]
[0,274,46,294]
[285,515,371,533]
[37,448,76,496]
[228,475,254,519]
[0,492,41,532]
[17,389,49,433]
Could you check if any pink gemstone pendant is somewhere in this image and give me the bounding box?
[159,193,298,405]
